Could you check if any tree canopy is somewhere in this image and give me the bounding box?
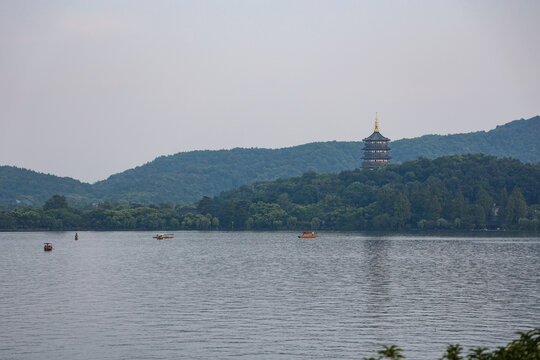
[202,154,540,231]
[1,154,538,232]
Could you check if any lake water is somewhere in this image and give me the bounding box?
[0,231,538,359]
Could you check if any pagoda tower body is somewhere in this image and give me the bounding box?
[362,114,391,169]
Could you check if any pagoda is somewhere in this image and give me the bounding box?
[362,113,391,169]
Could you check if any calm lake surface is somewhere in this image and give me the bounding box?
[0,231,538,359]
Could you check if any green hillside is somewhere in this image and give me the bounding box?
[2,154,538,231]
[202,154,540,231]
[91,115,540,204]
[391,115,540,163]
[0,115,538,206]
[0,166,93,207]
[90,142,361,204]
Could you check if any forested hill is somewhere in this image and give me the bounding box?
[90,142,360,204]
[202,154,540,231]
[391,115,540,163]
[0,115,538,206]
[0,166,92,207]
[90,115,540,204]
[3,154,538,231]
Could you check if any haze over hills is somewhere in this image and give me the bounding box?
[1,116,538,206]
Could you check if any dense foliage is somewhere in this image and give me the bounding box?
[201,154,540,231]
[1,155,538,232]
[391,115,540,164]
[0,116,538,206]
[91,141,361,204]
[363,328,539,359]
[0,166,92,207]
[0,199,219,231]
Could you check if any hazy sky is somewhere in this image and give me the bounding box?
[1,1,539,183]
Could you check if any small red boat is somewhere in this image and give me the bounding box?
[43,242,53,251]
[298,231,318,239]
[153,233,174,240]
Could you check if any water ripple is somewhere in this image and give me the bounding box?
[0,232,538,359]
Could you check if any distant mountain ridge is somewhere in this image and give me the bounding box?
[0,166,92,206]
[391,116,540,163]
[1,115,538,206]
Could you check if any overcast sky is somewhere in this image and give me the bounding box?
[1,1,538,183]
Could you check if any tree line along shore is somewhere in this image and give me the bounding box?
[1,154,539,232]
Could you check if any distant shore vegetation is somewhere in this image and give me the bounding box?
[1,154,539,232]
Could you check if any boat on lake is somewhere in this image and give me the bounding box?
[153,233,174,240]
[298,231,318,238]
[43,242,53,251]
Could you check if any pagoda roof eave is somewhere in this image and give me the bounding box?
[362,156,392,160]
[362,146,391,150]
[362,131,390,141]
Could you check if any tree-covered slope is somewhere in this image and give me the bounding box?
[92,116,539,204]
[91,142,361,204]
[3,155,539,231]
[391,115,540,163]
[0,115,538,205]
[0,166,93,207]
[204,154,540,231]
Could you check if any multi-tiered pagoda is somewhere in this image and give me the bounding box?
[362,113,391,169]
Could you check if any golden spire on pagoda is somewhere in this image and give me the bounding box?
[374,112,379,132]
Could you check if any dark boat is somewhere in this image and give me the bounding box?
[153,233,174,240]
[43,242,53,251]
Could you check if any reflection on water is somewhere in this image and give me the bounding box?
[0,232,538,359]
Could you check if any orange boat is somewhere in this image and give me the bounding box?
[153,233,174,240]
[298,231,318,239]
[43,242,53,251]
